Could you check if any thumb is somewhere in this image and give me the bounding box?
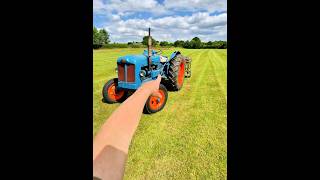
[155,74,161,84]
[151,91,162,98]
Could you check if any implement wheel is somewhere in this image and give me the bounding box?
[185,57,192,78]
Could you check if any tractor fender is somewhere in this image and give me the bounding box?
[169,51,181,60]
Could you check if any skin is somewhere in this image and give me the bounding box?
[93,75,162,180]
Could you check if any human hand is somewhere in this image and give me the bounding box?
[139,75,162,98]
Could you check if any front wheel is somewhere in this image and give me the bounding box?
[144,84,168,114]
[102,78,127,103]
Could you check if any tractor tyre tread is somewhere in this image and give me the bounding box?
[167,54,185,91]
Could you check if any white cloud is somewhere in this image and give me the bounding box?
[94,0,166,15]
[93,0,106,12]
[93,0,227,42]
[111,14,121,21]
[104,12,227,42]
[163,0,227,13]
[94,0,226,16]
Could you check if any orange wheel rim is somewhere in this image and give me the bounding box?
[178,62,185,86]
[149,89,165,110]
[107,83,124,101]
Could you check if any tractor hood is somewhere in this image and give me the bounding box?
[117,55,147,65]
[117,53,160,66]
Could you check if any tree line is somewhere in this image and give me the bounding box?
[93,27,226,49]
[93,27,110,49]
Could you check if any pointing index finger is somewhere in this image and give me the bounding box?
[156,74,161,83]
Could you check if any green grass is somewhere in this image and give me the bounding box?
[93,48,227,179]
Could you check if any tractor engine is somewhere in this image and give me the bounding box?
[116,50,168,90]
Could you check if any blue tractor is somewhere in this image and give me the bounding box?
[102,28,191,113]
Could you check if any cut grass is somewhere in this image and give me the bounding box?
[93,48,227,179]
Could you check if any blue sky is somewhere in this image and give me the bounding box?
[93,0,227,43]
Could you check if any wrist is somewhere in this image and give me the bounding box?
[137,86,152,96]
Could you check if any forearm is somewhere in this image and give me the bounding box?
[93,87,150,160]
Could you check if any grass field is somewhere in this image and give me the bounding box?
[93,48,227,179]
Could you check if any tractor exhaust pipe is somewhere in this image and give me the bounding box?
[148,27,152,71]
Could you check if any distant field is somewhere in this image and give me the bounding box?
[93,48,227,179]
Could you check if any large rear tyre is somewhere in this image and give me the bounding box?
[144,84,168,114]
[102,78,127,103]
[168,54,185,91]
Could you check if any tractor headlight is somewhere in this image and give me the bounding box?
[140,70,146,77]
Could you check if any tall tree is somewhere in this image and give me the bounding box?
[99,29,110,44]
[192,37,201,42]
[191,37,202,49]
[93,27,111,49]
[142,36,157,46]
[93,27,103,49]
[93,27,99,46]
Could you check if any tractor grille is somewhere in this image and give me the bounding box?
[118,64,125,81]
[126,64,135,82]
[117,64,135,82]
